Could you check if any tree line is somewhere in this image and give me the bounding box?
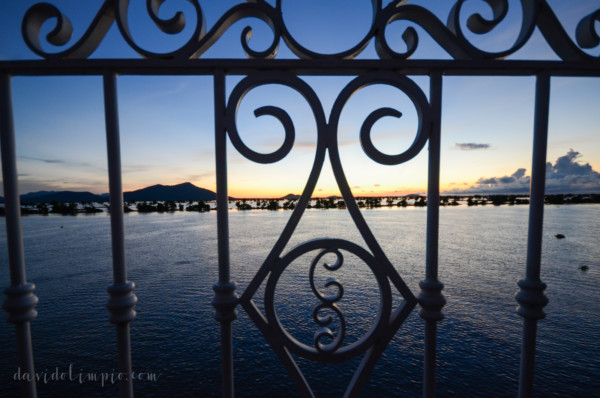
[2,194,598,216]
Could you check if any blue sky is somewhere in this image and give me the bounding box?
[0,0,599,197]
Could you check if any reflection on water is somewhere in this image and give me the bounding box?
[0,205,599,397]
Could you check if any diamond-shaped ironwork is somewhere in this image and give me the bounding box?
[227,70,430,395]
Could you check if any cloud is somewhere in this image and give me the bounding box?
[20,155,102,170]
[374,184,381,187]
[184,172,214,181]
[545,150,600,193]
[444,149,600,194]
[477,168,528,186]
[456,143,490,150]
[20,156,65,164]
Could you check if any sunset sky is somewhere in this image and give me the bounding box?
[0,1,599,198]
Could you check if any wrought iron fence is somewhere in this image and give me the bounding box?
[1,1,599,397]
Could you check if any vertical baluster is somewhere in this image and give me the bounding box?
[418,72,446,398]
[211,70,237,398]
[1,74,39,398]
[516,74,550,398]
[103,72,137,398]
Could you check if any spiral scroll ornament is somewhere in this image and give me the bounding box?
[446,0,537,59]
[225,71,327,164]
[20,1,599,61]
[328,71,431,166]
[22,2,115,59]
[264,239,392,363]
[309,248,346,354]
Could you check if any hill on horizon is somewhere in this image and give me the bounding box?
[1,182,217,203]
[280,193,301,200]
[123,182,216,202]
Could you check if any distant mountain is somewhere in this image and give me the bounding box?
[20,191,103,203]
[281,193,301,200]
[20,191,54,199]
[123,182,216,202]
[1,182,217,204]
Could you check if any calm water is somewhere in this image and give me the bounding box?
[1,205,599,397]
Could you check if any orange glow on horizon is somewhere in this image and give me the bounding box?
[225,179,470,198]
[118,180,472,199]
[116,178,475,199]
[227,186,431,199]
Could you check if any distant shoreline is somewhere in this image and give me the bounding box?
[2,194,599,216]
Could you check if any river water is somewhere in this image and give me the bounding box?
[1,205,599,397]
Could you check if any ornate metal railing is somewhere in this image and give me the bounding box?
[1,1,599,397]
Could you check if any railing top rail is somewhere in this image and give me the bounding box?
[2,0,597,77]
[1,59,599,77]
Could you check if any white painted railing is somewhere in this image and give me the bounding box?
[1,2,599,397]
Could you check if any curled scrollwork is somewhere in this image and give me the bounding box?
[375,4,477,60]
[309,249,346,353]
[447,0,537,59]
[536,1,600,61]
[330,72,431,166]
[264,239,392,363]
[309,249,344,303]
[115,0,280,59]
[313,303,346,354]
[20,0,600,61]
[462,0,509,35]
[576,10,600,49]
[22,0,281,59]
[23,3,73,48]
[225,71,326,164]
[147,0,187,35]
[229,104,295,164]
[22,1,115,59]
[114,0,205,59]
[359,107,406,165]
